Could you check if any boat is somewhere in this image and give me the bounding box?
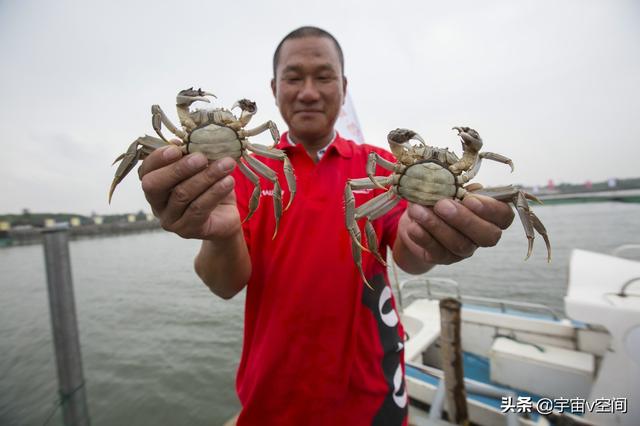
[400,246,640,425]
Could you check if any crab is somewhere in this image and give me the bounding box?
[109,88,296,237]
[344,127,551,287]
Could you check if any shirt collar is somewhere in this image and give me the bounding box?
[276,130,353,159]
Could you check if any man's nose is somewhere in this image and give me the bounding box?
[297,77,321,102]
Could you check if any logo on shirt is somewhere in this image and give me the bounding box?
[261,189,288,197]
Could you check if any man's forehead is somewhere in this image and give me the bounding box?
[281,62,337,73]
[277,37,341,70]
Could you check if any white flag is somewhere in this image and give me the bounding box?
[335,92,365,144]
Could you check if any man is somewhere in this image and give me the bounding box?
[138,27,513,426]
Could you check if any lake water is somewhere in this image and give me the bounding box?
[1,202,639,425]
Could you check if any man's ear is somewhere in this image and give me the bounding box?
[342,76,348,104]
[271,78,277,105]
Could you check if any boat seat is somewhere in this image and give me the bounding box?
[489,337,594,399]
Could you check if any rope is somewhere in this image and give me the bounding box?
[42,381,87,426]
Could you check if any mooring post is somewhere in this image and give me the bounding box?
[439,297,469,425]
[43,228,90,426]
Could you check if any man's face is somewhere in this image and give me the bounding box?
[271,36,347,143]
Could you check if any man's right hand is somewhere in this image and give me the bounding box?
[138,144,239,241]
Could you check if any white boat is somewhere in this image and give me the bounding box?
[400,246,640,425]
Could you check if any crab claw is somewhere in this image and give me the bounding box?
[412,133,426,146]
[176,87,216,106]
[452,126,483,152]
[387,128,426,146]
[231,99,257,114]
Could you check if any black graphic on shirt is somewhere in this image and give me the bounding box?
[361,273,407,426]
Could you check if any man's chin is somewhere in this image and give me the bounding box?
[290,121,329,140]
[293,130,332,142]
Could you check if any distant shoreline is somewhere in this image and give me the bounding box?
[0,220,162,247]
[537,188,640,205]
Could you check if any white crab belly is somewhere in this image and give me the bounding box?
[189,125,242,160]
[396,162,457,205]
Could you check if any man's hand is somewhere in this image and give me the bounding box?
[138,144,239,240]
[394,195,515,273]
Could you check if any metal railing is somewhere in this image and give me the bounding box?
[399,277,563,320]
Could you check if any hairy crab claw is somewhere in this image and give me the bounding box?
[386,128,428,169]
[231,99,257,114]
[388,128,426,147]
[176,87,216,106]
[452,126,483,153]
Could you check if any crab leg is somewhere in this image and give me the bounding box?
[357,191,400,265]
[109,135,170,203]
[242,153,282,239]
[355,189,398,220]
[349,222,370,290]
[458,152,515,185]
[458,160,482,184]
[470,186,550,261]
[282,157,295,210]
[236,160,261,224]
[151,105,188,142]
[363,221,385,267]
[345,185,372,289]
[367,152,396,189]
[348,176,393,190]
[514,191,536,260]
[480,151,514,173]
[530,212,551,262]
[241,121,281,147]
[345,181,399,288]
[361,193,401,264]
[246,142,296,210]
[344,185,368,251]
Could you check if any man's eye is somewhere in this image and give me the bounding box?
[317,75,334,82]
[284,76,302,82]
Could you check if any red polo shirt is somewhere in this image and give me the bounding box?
[232,132,408,426]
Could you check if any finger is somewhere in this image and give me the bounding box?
[462,194,515,229]
[407,203,477,259]
[162,157,236,225]
[402,220,462,265]
[138,145,183,179]
[141,152,209,211]
[433,199,503,247]
[171,175,237,234]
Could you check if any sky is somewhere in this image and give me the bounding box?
[0,0,638,216]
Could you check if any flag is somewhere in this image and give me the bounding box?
[335,92,365,145]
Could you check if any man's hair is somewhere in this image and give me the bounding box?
[272,26,344,77]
